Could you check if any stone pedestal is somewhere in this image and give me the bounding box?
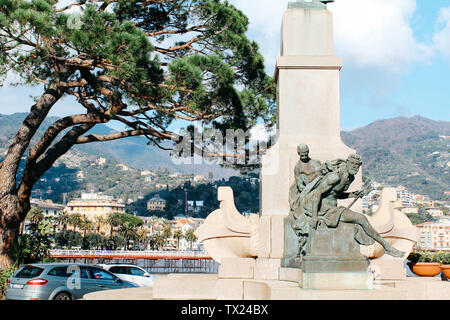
[282,222,374,290]
[260,7,361,221]
[302,224,369,273]
[302,272,374,290]
[300,226,374,289]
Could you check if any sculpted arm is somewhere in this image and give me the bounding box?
[294,164,307,193]
[310,173,339,229]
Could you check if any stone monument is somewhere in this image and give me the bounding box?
[150,1,422,299]
[257,0,364,285]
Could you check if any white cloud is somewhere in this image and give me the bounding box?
[229,0,432,74]
[433,6,450,59]
[330,0,432,72]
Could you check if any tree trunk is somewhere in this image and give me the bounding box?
[0,80,66,270]
[0,194,28,270]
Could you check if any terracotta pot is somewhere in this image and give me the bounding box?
[410,263,442,277]
[440,265,450,278]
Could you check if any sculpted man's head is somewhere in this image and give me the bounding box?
[346,153,362,175]
[297,144,310,162]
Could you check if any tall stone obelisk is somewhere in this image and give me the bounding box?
[258,0,361,259]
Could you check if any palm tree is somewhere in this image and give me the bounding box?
[136,226,149,250]
[27,208,44,224]
[184,228,197,251]
[25,208,44,236]
[79,216,93,237]
[149,233,165,251]
[69,213,83,232]
[173,230,184,251]
[119,222,138,250]
[161,225,173,250]
[94,216,106,234]
[55,211,71,232]
[106,212,122,236]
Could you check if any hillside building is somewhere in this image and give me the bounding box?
[147,195,166,211]
[65,192,126,221]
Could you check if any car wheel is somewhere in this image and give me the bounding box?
[53,292,72,300]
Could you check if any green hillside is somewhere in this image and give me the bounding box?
[341,115,449,200]
[1,113,448,202]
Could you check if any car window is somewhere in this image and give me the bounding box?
[129,267,145,276]
[90,268,116,281]
[48,266,91,279]
[80,267,91,279]
[109,266,128,274]
[15,266,44,278]
[48,266,70,277]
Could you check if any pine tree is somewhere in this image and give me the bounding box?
[0,0,275,268]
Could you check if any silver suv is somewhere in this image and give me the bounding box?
[6,263,138,300]
[97,264,155,287]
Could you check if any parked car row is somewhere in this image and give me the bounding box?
[6,262,155,300]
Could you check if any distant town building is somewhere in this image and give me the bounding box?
[425,207,444,217]
[397,186,413,201]
[416,218,450,251]
[65,192,126,220]
[30,199,65,219]
[147,195,166,211]
[116,163,129,171]
[193,174,205,182]
[142,176,152,183]
[400,207,419,214]
[96,157,106,166]
[169,173,181,178]
[414,194,434,207]
[187,200,204,213]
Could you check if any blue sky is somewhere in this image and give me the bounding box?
[229,0,450,130]
[0,0,449,131]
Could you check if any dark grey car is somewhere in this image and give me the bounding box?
[6,263,138,300]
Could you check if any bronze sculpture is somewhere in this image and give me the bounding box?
[288,145,405,258]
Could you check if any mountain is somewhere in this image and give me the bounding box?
[0,113,448,201]
[0,113,239,180]
[341,115,450,201]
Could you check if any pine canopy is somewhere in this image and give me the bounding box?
[0,0,276,146]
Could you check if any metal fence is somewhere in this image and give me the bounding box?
[49,249,218,274]
[50,249,211,258]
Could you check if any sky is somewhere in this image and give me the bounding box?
[0,0,449,131]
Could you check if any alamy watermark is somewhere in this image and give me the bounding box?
[170,126,279,173]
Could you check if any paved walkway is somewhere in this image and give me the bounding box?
[83,276,450,300]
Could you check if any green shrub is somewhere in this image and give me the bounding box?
[435,252,450,265]
[0,265,17,300]
[408,251,450,264]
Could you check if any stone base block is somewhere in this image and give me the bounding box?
[279,267,302,284]
[254,258,282,280]
[370,257,407,280]
[243,281,271,300]
[216,279,244,300]
[215,279,271,300]
[302,272,374,290]
[152,274,218,299]
[302,256,369,273]
[219,258,255,279]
